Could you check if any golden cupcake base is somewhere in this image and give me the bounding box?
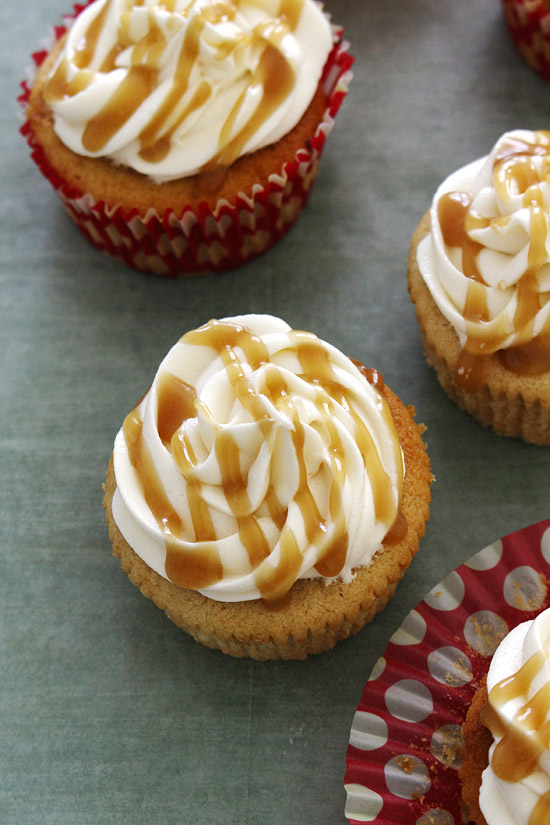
[103,382,432,661]
[23,22,353,276]
[408,212,550,445]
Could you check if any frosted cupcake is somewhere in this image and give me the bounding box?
[408,129,550,444]
[501,0,550,80]
[103,314,432,660]
[460,606,550,825]
[21,0,353,276]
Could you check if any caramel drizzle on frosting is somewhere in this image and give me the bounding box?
[481,649,550,825]
[437,132,550,390]
[44,0,304,168]
[121,319,404,601]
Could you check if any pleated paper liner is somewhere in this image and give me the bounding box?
[501,0,550,80]
[344,518,550,824]
[19,2,353,276]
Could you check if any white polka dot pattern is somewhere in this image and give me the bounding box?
[430,724,463,770]
[385,680,433,722]
[384,755,431,800]
[427,647,473,687]
[349,712,388,751]
[503,565,547,611]
[344,784,383,822]
[368,657,386,682]
[541,527,550,565]
[464,539,503,571]
[389,609,427,646]
[423,571,465,611]
[345,519,550,825]
[463,610,508,658]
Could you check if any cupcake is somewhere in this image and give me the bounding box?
[103,314,432,660]
[408,129,550,444]
[501,0,550,81]
[460,606,550,825]
[21,0,353,276]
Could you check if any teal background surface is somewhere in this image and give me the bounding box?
[2,1,549,823]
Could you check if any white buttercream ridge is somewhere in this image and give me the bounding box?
[417,129,550,353]
[44,0,333,181]
[111,314,405,602]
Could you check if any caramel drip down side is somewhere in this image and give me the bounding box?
[352,359,406,541]
[497,333,550,375]
[123,404,224,588]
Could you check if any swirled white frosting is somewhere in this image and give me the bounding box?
[480,607,550,825]
[111,314,404,602]
[417,130,550,355]
[43,0,332,181]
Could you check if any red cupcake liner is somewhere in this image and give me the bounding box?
[501,0,550,80]
[19,3,353,276]
[344,518,550,824]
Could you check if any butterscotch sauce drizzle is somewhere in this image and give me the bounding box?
[498,333,550,375]
[139,80,212,163]
[291,333,400,527]
[156,370,197,444]
[123,406,182,537]
[455,349,492,393]
[532,791,550,825]
[215,428,271,567]
[45,0,304,170]
[74,0,112,69]
[183,317,268,369]
[137,12,207,162]
[123,404,224,588]
[437,132,550,388]
[83,65,158,152]
[351,359,406,543]
[354,364,385,393]
[482,649,550,825]
[164,530,224,588]
[438,192,485,284]
[213,37,295,168]
[383,508,408,545]
[122,319,402,600]
[255,524,304,603]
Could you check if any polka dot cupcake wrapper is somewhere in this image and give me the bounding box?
[19,3,353,276]
[501,0,550,80]
[344,518,550,824]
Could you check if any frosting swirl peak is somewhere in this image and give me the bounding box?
[44,0,333,181]
[111,315,404,602]
[417,130,550,375]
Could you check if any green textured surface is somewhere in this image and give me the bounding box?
[2,1,550,823]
